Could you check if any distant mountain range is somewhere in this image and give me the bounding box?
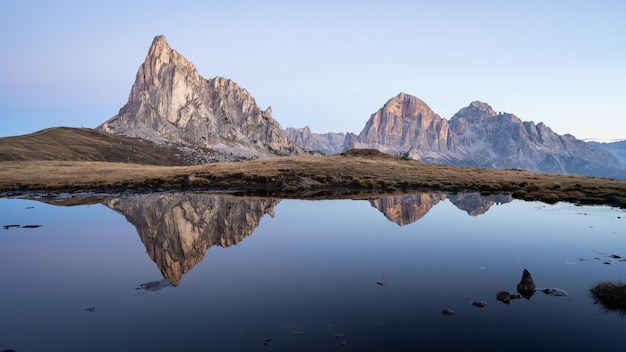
[589,140,626,165]
[288,93,626,179]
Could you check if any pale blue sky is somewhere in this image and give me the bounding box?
[1,0,624,141]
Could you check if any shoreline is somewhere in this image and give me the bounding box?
[1,153,626,208]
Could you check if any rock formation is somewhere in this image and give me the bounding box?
[102,193,279,285]
[590,140,626,165]
[345,93,461,163]
[288,93,626,179]
[98,35,309,163]
[449,101,626,177]
[285,126,345,154]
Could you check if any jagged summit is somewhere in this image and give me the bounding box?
[287,93,626,179]
[344,92,460,162]
[98,35,308,163]
[450,101,498,121]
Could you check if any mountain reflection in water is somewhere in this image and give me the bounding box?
[3,192,625,351]
[103,193,279,285]
[92,192,511,284]
[370,193,512,226]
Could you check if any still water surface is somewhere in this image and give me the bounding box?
[1,192,625,351]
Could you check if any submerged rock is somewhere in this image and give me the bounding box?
[471,301,488,308]
[542,288,568,297]
[441,308,455,315]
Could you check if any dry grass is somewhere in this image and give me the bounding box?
[2,149,626,207]
[590,281,626,315]
[0,127,185,165]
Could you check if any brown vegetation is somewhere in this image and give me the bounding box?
[1,149,626,207]
[0,127,185,165]
[590,281,626,314]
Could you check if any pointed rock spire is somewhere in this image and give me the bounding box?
[98,35,308,162]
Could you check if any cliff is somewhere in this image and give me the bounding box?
[98,35,309,163]
[345,93,461,163]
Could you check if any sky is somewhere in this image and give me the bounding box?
[1,0,625,141]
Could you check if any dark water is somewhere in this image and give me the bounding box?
[1,192,625,351]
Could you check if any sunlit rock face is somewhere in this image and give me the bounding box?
[345,93,462,163]
[103,193,279,285]
[448,101,626,177]
[98,35,308,163]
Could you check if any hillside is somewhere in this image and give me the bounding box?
[0,127,186,165]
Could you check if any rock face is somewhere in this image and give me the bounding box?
[98,35,309,163]
[590,140,626,165]
[102,193,279,285]
[288,93,626,179]
[345,93,461,163]
[285,126,345,154]
[449,101,626,177]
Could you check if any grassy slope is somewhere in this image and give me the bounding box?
[0,127,185,165]
[1,149,625,207]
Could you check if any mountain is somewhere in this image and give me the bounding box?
[590,140,626,165]
[448,101,626,177]
[344,93,461,163]
[285,126,345,154]
[288,93,626,179]
[103,193,279,285]
[0,126,185,165]
[98,35,309,163]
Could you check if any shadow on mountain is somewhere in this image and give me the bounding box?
[370,192,513,226]
[102,193,280,286]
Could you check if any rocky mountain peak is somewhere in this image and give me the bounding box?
[451,101,498,122]
[344,92,460,162]
[98,35,309,163]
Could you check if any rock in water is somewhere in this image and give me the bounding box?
[471,301,488,308]
[517,269,537,291]
[496,291,512,304]
[98,35,310,163]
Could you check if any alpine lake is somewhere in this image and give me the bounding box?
[1,191,625,351]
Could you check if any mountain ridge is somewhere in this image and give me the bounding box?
[288,93,626,179]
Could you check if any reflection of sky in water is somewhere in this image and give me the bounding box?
[1,196,625,351]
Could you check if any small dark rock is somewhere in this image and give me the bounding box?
[496,291,511,304]
[441,308,455,316]
[84,306,95,312]
[376,281,385,286]
[3,224,20,230]
[517,269,536,291]
[471,301,487,308]
[21,224,42,229]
